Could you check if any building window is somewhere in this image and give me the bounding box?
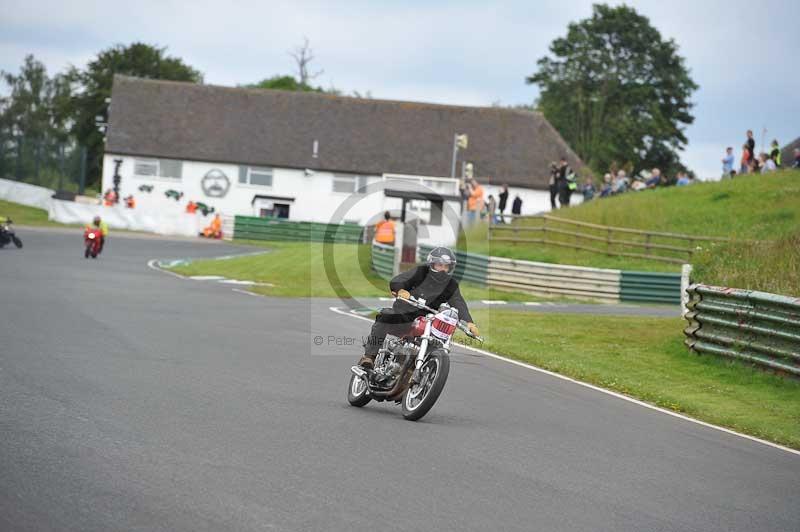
[333,174,369,194]
[133,158,182,179]
[134,159,158,177]
[239,166,273,187]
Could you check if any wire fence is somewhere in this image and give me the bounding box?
[0,135,89,195]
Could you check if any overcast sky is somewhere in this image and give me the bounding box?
[2,0,798,178]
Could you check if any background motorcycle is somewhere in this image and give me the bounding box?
[0,219,23,249]
[347,295,482,421]
[84,228,102,258]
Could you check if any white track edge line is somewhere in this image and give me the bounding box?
[146,259,189,279]
[328,305,800,457]
[231,288,260,297]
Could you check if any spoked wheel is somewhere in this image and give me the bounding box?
[347,372,372,407]
[12,236,22,248]
[402,350,450,421]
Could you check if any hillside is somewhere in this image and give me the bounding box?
[463,170,800,294]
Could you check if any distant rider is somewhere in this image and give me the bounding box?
[87,215,109,253]
[358,246,480,369]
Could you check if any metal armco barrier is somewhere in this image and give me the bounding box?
[392,245,681,304]
[621,271,682,304]
[371,242,395,280]
[684,284,800,376]
[488,257,621,302]
[234,216,363,243]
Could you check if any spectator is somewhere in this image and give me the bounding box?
[548,162,559,209]
[465,178,484,227]
[557,157,573,207]
[599,173,613,197]
[124,195,136,209]
[769,140,782,167]
[186,201,197,214]
[497,184,509,223]
[374,211,396,245]
[511,194,523,215]
[613,170,629,194]
[722,147,735,178]
[201,214,223,239]
[676,172,691,186]
[746,130,755,162]
[645,168,661,189]
[486,195,497,223]
[740,143,751,174]
[581,176,596,201]
[760,152,777,173]
[793,148,800,169]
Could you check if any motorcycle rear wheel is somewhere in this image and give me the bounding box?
[401,350,450,421]
[346,373,372,407]
[12,236,22,248]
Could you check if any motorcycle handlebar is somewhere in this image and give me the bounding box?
[395,295,483,342]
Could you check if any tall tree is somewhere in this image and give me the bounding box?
[527,4,698,176]
[68,43,203,187]
[0,55,73,182]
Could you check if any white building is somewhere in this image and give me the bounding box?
[103,76,584,244]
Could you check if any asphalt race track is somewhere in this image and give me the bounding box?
[1,229,798,532]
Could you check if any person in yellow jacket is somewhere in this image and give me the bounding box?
[86,215,109,252]
[374,211,395,245]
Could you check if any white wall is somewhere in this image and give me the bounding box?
[102,155,463,245]
[480,184,584,216]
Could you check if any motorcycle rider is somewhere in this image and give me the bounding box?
[86,215,109,253]
[358,246,480,369]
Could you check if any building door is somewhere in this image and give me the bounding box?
[274,203,290,219]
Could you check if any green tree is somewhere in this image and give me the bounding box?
[246,75,324,92]
[68,43,203,187]
[527,4,698,176]
[0,55,74,183]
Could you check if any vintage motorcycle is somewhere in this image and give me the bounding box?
[84,227,103,258]
[0,218,23,249]
[347,295,482,421]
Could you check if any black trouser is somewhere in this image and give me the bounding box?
[558,184,571,207]
[549,184,558,209]
[363,319,413,357]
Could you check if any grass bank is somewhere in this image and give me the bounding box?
[468,309,800,449]
[0,199,60,227]
[168,240,539,302]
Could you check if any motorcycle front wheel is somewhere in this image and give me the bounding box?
[12,236,22,248]
[84,245,90,258]
[401,349,450,421]
[346,373,372,407]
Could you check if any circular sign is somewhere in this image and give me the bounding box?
[201,169,230,198]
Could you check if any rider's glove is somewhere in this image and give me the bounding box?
[395,289,411,300]
[467,322,480,336]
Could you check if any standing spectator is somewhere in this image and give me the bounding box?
[486,195,497,224]
[793,148,800,169]
[124,195,136,209]
[497,184,509,223]
[740,143,751,174]
[511,195,523,215]
[599,173,613,197]
[374,211,396,245]
[769,140,782,167]
[465,178,484,227]
[676,172,691,186]
[557,157,573,207]
[548,162,559,209]
[759,153,777,173]
[722,147,735,178]
[581,176,596,201]
[746,130,755,162]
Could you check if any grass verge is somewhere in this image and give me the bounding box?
[0,199,61,227]
[466,309,800,449]
[168,240,542,302]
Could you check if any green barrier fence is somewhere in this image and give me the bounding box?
[371,242,395,280]
[620,271,682,304]
[234,216,363,243]
[418,244,489,286]
[684,284,800,376]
